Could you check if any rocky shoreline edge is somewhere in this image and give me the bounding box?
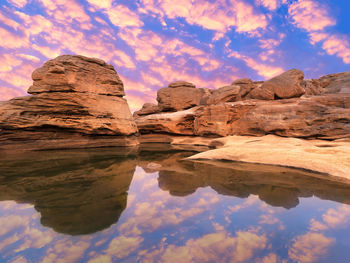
[0,55,349,181]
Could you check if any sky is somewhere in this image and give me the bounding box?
[0,0,349,111]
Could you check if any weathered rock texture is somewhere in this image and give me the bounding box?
[0,55,138,151]
[133,103,160,117]
[137,94,350,139]
[157,81,210,111]
[248,69,305,100]
[135,69,350,140]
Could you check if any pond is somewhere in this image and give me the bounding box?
[0,145,350,263]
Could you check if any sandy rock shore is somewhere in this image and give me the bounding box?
[140,134,350,181]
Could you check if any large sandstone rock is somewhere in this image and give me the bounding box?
[319,71,350,94]
[206,85,240,105]
[204,79,256,105]
[28,55,125,96]
[302,79,324,95]
[232,78,256,100]
[0,55,138,151]
[197,94,350,139]
[249,69,305,100]
[136,94,350,139]
[157,81,207,111]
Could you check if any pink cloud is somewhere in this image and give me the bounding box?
[113,50,136,69]
[0,54,22,72]
[322,34,350,64]
[0,64,37,92]
[87,0,112,9]
[0,11,21,29]
[255,0,285,11]
[228,51,284,79]
[140,0,268,36]
[39,0,91,29]
[106,5,144,28]
[0,27,28,48]
[289,232,335,263]
[289,0,336,32]
[288,0,350,64]
[0,87,24,101]
[8,0,27,8]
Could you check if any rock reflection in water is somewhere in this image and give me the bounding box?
[140,156,350,209]
[1,144,350,237]
[0,148,138,235]
[1,145,350,262]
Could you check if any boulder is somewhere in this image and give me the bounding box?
[168,81,195,89]
[206,85,240,105]
[133,103,160,117]
[302,79,324,95]
[28,55,125,96]
[232,78,256,100]
[319,71,350,94]
[248,69,305,100]
[0,55,138,151]
[157,81,206,111]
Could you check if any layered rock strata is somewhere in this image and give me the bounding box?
[135,69,350,140]
[0,55,138,151]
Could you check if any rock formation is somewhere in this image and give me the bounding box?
[133,103,160,117]
[248,69,305,100]
[135,69,350,140]
[156,81,210,111]
[0,55,138,151]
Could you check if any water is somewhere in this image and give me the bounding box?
[0,145,350,263]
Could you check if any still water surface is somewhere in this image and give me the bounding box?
[0,145,350,263]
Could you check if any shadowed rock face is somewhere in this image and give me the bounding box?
[0,55,138,151]
[0,148,138,235]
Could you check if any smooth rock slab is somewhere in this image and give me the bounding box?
[187,135,350,181]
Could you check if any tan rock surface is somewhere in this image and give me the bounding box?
[136,93,350,139]
[168,81,196,88]
[319,71,350,94]
[133,103,160,117]
[0,55,138,150]
[206,85,240,105]
[187,135,350,180]
[249,69,305,100]
[157,81,207,111]
[28,55,125,96]
[135,107,199,135]
[232,78,256,100]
